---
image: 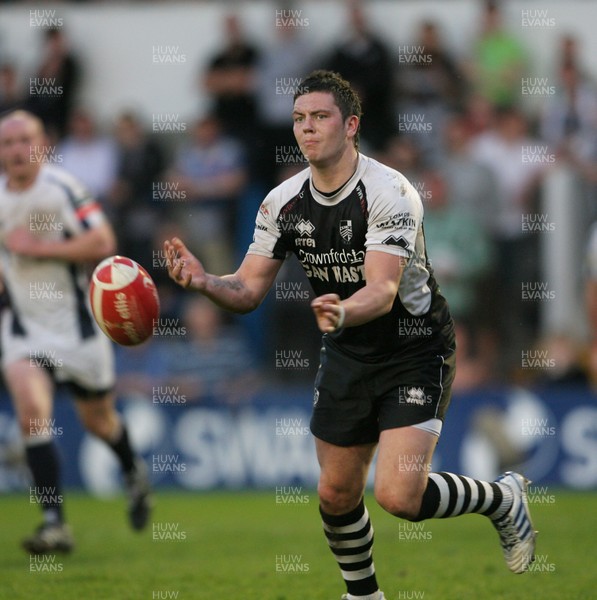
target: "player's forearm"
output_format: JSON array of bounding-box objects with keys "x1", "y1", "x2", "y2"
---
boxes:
[
  {"x1": 199, "y1": 273, "x2": 261, "y2": 314},
  {"x1": 341, "y1": 281, "x2": 397, "y2": 327},
  {"x1": 40, "y1": 227, "x2": 116, "y2": 263}
]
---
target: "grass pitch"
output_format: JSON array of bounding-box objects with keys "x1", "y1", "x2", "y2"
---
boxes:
[{"x1": 2, "y1": 489, "x2": 594, "y2": 600}]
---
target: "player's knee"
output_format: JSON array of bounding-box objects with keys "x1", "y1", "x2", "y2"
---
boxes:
[
  {"x1": 80, "y1": 412, "x2": 112, "y2": 439},
  {"x1": 318, "y1": 481, "x2": 361, "y2": 515},
  {"x1": 18, "y1": 410, "x2": 47, "y2": 437},
  {"x1": 85, "y1": 421, "x2": 112, "y2": 440},
  {"x1": 18, "y1": 415, "x2": 35, "y2": 436},
  {"x1": 375, "y1": 487, "x2": 422, "y2": 521},
  {"x1": 77, "y1": 398, "x2": 118, "y2": 440}
]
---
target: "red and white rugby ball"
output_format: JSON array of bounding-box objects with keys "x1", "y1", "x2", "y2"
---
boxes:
[{"x1": 89, "y1": 255, "x2": 160, "y2": 346}]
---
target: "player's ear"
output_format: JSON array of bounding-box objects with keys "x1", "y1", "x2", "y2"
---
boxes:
[{"x1": 345, "y1": 115, "x2": 359, "y2": 141}]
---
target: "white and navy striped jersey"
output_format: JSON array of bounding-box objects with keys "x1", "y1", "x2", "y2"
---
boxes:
[
  {"x1": 0, "y1": 164, "x2": 106, "y2": 341},
  {"x1": 248, "y1": 153, "x2": 453, "y2": 359}
]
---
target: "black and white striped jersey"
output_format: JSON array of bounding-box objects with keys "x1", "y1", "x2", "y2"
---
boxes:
[{"x1": 248, "y1": 154, "x2": 453, "y2": 359}]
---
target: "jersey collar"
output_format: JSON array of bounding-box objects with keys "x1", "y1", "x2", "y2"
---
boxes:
[{"x1": 309, "y1": 153, "x2": 367, "y2": 206}]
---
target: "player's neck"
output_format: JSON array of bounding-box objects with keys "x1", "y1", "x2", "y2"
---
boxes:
[
  {"x1": 310, "y1": 148, "x2": 359, "y2": 194},
  {"x1": 7, "y1": 171, "x2": 38, "y2": 192}
]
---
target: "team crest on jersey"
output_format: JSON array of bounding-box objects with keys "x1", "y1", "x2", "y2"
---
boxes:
[
  {"x1": 339, "y1": 220, "x2": 353, "y2": 243},
  {"x1": 296, "y1": 219, "x2": 315, "y2": 237}
]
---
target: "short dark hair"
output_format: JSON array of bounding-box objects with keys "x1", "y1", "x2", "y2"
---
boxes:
[{"x1": 294, "y1": 70, "x2": 362, "y2": 149}]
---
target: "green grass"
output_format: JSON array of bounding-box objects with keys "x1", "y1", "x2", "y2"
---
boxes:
[{"x1": 2, "y1": 489, "x2": 595, "y2": 600}]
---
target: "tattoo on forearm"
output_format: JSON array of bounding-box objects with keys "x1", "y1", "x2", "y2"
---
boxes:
[{"x1": 211, "y1": 277, "x2": 244, "y2": 291}]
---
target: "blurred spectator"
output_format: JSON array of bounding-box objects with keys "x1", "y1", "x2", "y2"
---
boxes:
[
  {"x1": 540, "y1": 60, "x2": 597, "y2": 170},
  {"x1": 201, "y1": 12, "x2": 260, "y2": 144},
  {"x1": 107, "y1": 111, "x2": 166, "y2": 265},
  {"x1": 452, "y1": 320, "x2": 497, "y2": 393},
  {"x1": 467, "y1": 0, "x2": 528, "y2": 108},
  {"x1": 397, "y1": 20, "x2": 466, "y2": 111},
  {"x1": 164, "y1": 296, "x2": 262, "y2": 407},
  {"x1": 59, "y1": 107, "x2": 118, "y2": 202},
  {"x1": 438, "y1": 112, "x2": 499, "y2": 235},
  {"x1": 542, "y1": 36, "x2": 597, "y2": 223},
  {"x1": 462, "y1": 94, "x2": 496, "y2": 137},
  {"x1": 419, "y1": 170, "x2": 493, "y2": 322},
  {"x1": 163, "y1": 113, "x2": 248, "y2": 275},
  {"x1": 470, "y1": 107, "x2": 545, "y2": 245},
  {"x1": 395, "y1": 20, "x2": 467, "y2": 165},
  {"x1": 558, "y1": 34, "x2": 584, "y2": 76},
  {"x1": 377, "y1": 134, "x2": 426, "y2": 183},
  {"x1": 586, "y1": 222, "x2": 597, "y2": 386},
  {"x1": 514, "y1": 333, "x2": 588, "y2": 388},
  {"x1": 325, "y1": 1, "x2": 394, "y2": 150},
  {"x1": 27, "y1": 27, "x2": 81, "y2": 139},
  {"x1": 254, "y1": 16, "x2": 313, "y2": 187},
  {"x1": 0, "y1": 63, "x2": 25, "y2": 115},
  {"x1": 469, "y1": 106, "x2": 546, "y2": 371},
  {"x1": 114, "y1": 340, "x2": 170, "y2": 403},
  {"x1": 470, "y1": 405, "x2": 527, "y2": 472}
]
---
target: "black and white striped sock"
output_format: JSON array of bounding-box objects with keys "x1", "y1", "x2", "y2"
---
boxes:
[
  {"x1": 321, "y1": 500, "x2": 382, "y2": 600},
  {"x1": 414, "y1": 472, "x2": 513, "y2": 521}
]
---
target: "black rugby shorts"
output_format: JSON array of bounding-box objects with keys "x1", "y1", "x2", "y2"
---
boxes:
[{"x1": 310, "y1": 335, "x2": 455, "y2": 446}]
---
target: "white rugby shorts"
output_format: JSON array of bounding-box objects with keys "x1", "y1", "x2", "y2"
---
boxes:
[{"x1": 1, "y1": 310, "x2": 115, "y2": 394}]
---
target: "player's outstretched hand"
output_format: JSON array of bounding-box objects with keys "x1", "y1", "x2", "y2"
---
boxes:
[
  {"x1": 5, "y1": 227, "x2": 45, "y2": 257},
  {"x1": 164, "y1": 237, "x2": 206, "y2": 291},
  {"x1": 311, "y1": 293, "x2": 345, "y2": 333}
]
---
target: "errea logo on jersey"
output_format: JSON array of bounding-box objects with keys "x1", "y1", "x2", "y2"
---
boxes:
[
  {"x1": 296, "y1": 219, "x2": 315, "y2": 236},
  {"x1": 294, "y1": 217, "x2": 316, "y2": 247}
]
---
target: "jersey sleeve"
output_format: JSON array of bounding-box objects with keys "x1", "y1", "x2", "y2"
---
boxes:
[
  {"x1": 365, "y1": 175, "x2": 423, "y2": 259},
  {"x1": 64, "y1": 176, "x2": 107, "y2": 231},
  {"x1": 46, "y1": 167, "x2": 108, "y2": 233},
  {"x1": 247, "y1": 190, "x2": 287, "y2": 260}
]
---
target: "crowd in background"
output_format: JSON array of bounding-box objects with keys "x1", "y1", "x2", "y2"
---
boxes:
[{"x1": 1, "y1": 0, "x2": 597, "y2": 406}]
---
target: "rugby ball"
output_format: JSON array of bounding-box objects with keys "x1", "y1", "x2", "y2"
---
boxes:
[{"x1": 89, "y1": 255, "x2": 160, "y2": 346}]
